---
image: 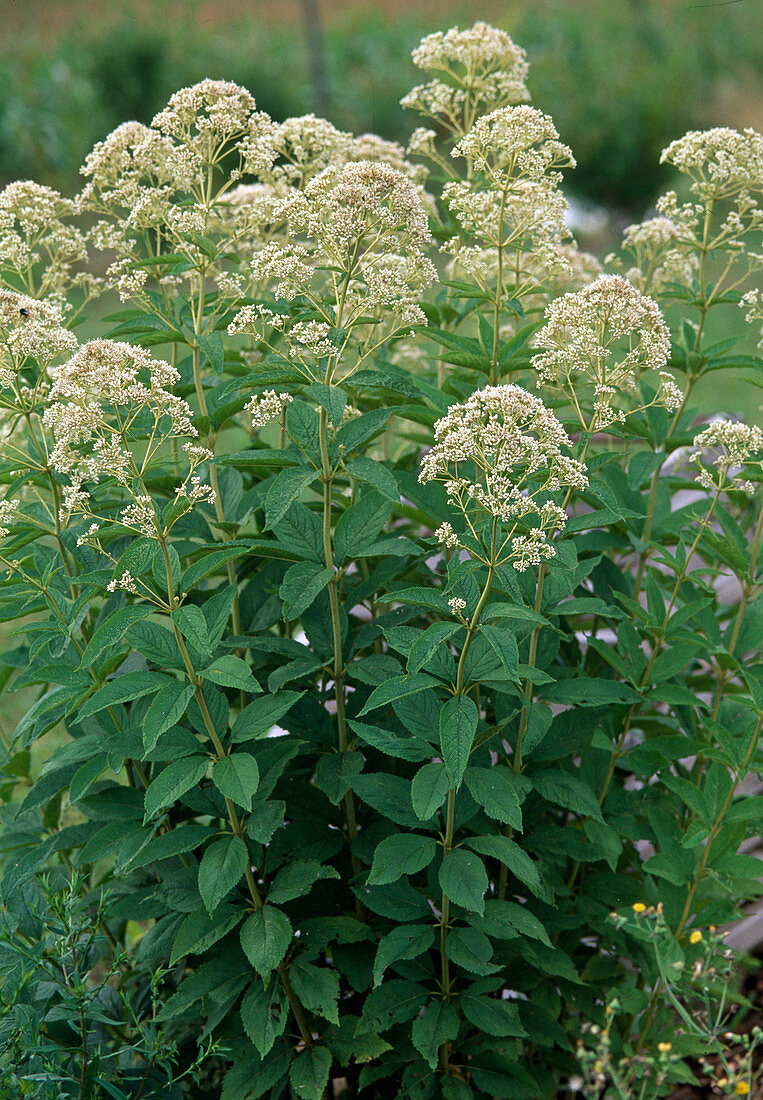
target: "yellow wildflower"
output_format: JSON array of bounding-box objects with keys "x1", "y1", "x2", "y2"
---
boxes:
[
  {"x1": 735, "y1": 1084, "x2": 749, "y2": 1096},
  {"x1": 632, "y1": 903, "x2": 646, "y2": 913},
  {"x1": 657, "y1": 1042, "x2": 672, "y2": 1053},
  {"x1": 689, "y1": 930, "x2": 703, "y2": 944}
]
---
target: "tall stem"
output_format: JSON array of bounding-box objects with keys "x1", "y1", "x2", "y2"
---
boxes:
[
  {"x1": 439, "y1": 519, "x2": 497, "y2": 1071},
  {"x1": 157, "y1": 535, "x2": 312, "y2": 1046},
  {"x1": 318, "y1": 406, "x2": 361, "y2": 882}
]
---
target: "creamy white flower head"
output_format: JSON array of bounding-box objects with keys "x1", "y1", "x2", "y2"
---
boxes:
[
  {"x1": 452, "y1": 106, "x2": 575, "y2": 182},
  {"x1": 419, "y1": 384, "x2": 587, "y2": 569},
  {"x1": 0, "y1": 499, "x2": 20, "y2": 540},
  {"x1": 79, "y1": 121, "x2": 184, "y2": 214},
  {"x1": 152, "y1": 79, "x2": 258, "y2": 143},
  {"x1": 660, "y1": 127, "x2": 763, "y2": 199},
  {"x1": 0, "y1": 291, "x2": 78, "y2": 387},
  {"x1": 402, "y1": 23, "x2": 529, "y2": 137},
  {"x1": 617, "y1": 213, "x2": 699, "y2": 293},
  {"x1": 246, "y1": 390, "x2": 293, "y2": 430},
  {"x1": 107, "y1": 570, "x2": 139, "y2": 595},
  {"x1": 45, "y1": 339, "x2": 196, "y2": 480},
  {"x1": 690, "y1": 418, "x2": 763, "y2": 495},
  {"x1": 268, "y1": 114, "x2": 352, "y2": 185},
  {"x1": 532, "y1": 275, "x2": 673, "y2": 430},
  {"x1": 0, "y1": 181, "x2": 88, "y2": 300},
  {"x1": 741, "y1": 288, "x2": 763, "y2": 350}
]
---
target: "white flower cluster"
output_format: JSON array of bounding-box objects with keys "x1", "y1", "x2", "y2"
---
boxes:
[
  {"x1": 0, "y1": 181, "x2": 88, "y2": 301},
  {"x1": 660, "y1": 127, "x2": 763, "y2": 200},
  {"x1": 228, "y1": 161, "x2": 436, "y2": 370},
  {"x1": 452, "y1": 106, "x2": 574, "y2": 184},
  {"x1": 532, "y1": 275, "x2": 676, "y2": 430},
  {"x1": 245, "y1": 390, "x2": 294, "y2": 431},
  {"x1": 0, "y1": 291, "x2": 78, "y2": 391},
  {"x1": 690, "y1": 419, "x2": 763, "y2": 496},
  {"x1": 741, "y1": 288, "x2": 763, "y2": 350},
  {"x1": 402, "y1": 23, "x2": 530, "y2": 140},
  {"x1": 420, "y1": 384, "x2": 588, "y2": 570},
  {"x1": 0, "y1": 499, "x2": 20, "y2": 540},
  {"x1": 44, "y1": 340, "x2": 196, "y2": 493},
  {"x1": 616, "y1": 214, "x2": 699, "y2": 294}
]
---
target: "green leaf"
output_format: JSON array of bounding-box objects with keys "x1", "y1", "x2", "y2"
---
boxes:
[
  {"x1": 202, "y1": 655, "x2": 261, "y2": 692},
  {"x1": 240, "y1": 906, "x2": 292, "y2": 975},
  {"x1": 464, "y1": 767, "x2": 524, "y2": 829},
  {"x1": 373, "y1": 924, "x2": 435, "y2": 986},
  {"x1": 289, "y1": 957, "x2": 340, "y2": 1024},
  {"x1": 411, "y1": 1000, "x2": 459, "y2": 1069},
  {"x1": 264, "y1": 467, "x2": 319, "y2": 530},
  {"x1": 198, "y1": 834, "x2": 248, "y2": 912},
  {"x1": 543, "y1": 678, "x2": 641, "y2": 707},
  {"x1": 478, "y1": 624, "x2": 520, "y2": 682},
  {"x1": 172, "y1": 604, "x2": 212, "y2": 658},
  {"x1": 181, "y1": 543, "x2": 253, "y2": 590},
  {"x1": 279, "y1": 562, "x2": 333, "y2": 621},
  {"x1": 170, "y1": 906, "x2": 242, "y2": 964},
  {"x1": 407, "y1": 621, "x2": 459, "y2": 675},
  {"x1": 212, "y1": 753, "x2": 260, "y2": 810},
  {"x1": 445, "y1": 927, "x2": 497, "y2": 976},
  {"x1": 231, "y1": 691, "x2": 303, "y2": 742},
  {"x1": 334, "y1": 493, "x2": 390, "y2": 563},
  {"x1": 351, "y1": 772, "x2": 423, "y2": 828},
  {"x1": 411, "y1": 762, "x2": 450, "y2": 820},
  {"x1": 143, "y1": 755, "x2": 209, "y2": 820},
  {"x1": 306, "y1": 382, "x2": 346, "y2": 424},
  {"x1": 126, "y1": 824, "x2": 210, "y2": 870},
  {"x1": 359, "y1": 673, "x2": 440, "y2": 716},
  {"x1": 470, "y1": 899, "x2": 551, "y2": 945},
  {"x1": 346, "y1": 457, "x2": 400, "y2": 502},
  {"x1": 440, "y1": 694, "x2": 478, "y2": 787},
  {"x1": 268, "y1": 859, "x2": 339, "y2": 905},
  {"x1": 240, "y1": 979, "x2": 286, "y2": 1057},
  {"x1": 143, "y1": 682, "x2": 195, "y2": 753},
  {"x1": 466, "y1": 835, "x2": 546, "y2": 900},
  {"x1": 79, "y1": 605, "x2": 153, "y2": 667},
  {"x1": 533, "y1": 770, "x2": 604, "y2": 823},
  {"x1": 290, "y1": 1046, "x2": 332, "y2": 1100},
  {"x1": 367, "y1": 833, "x2": 437, "y2": 885},
  {"x1": 79, "y1": 671, "x2": 168, "y2": 719},
  {"x1": 461, "y1": 991, "x2": 528, "y2": 1038},
  {"x1": 439, "y1": 849, "x2": 488, "y2": 915}
]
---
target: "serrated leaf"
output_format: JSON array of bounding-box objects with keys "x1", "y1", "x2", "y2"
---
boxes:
[
  {"x1": 290, "y1": 957, "x2": 340, "y2": 1024},
  {"x1": 198, "y1": 834, "x2": 248, "y2": 912},
  {"x1": 411, "y1": 762, "x2": 450, "y2": 820},
  {"x1": 440, "y1": 694, "x2": 478, "y2": 787},
  {"x1": 373, "y1": 924, "x2": 435, "y2": 986},
  {"x1": 279, "y1": 561, "x2": 333, "y2": 621},
  {"x1": 533, "y1": 770, "x2": 604, "y2": 823},
  {"x1": 142, "y1": 682, "x2": 195, "y2": 753},
  {"x1": 212, "y1": 753, "x2": 260, "y2": 809},
  {"x1": 360, "y1": 673, "x2": 441, "y2": 717},
  {"x1": 461, "y1": 991, "x2": 528, "y2": 1037},
  {"x1": 367, "y1": 833, "x2": 437, "y2": 885},
  {"x1": 170, "y1": 906, "x2": 242, "y2": 964},
  {"x1": 143, "y1": 755, "x2": 208, "y2": 820},
  {"x1": 79, "y1": 671, "x2": 168, "y2": 719},
  {"x1": 240, "y1": 906, "x2": 292, "y2": 975},
  {"x1": 464, "y1": 767, "x2": 523, "y2": 829},
  {"x1": 268, "y1": 859, "x2": 339, "y2": 904},
  {"x1": 439, "y1": 849, "x2": 488, "y2": 915},
  {"x1": 411, "y1": 1000, "x2": 459, "y2": 1069},
  {"x1": 202, "y1": 655, "x2": 261, "y2": 692},
  {"x1": 264, "y1": 467, "x2": 319, "y2": 530},
  {"x1": 290, "y1": 1046, "x2": 332, "y2": 1100},
  {"x1": 79, "y1": 605, "x2": 153, "y2": 667},
  {"x1": 240, "y1": 979, "x2": 286, "y2": 1057}
]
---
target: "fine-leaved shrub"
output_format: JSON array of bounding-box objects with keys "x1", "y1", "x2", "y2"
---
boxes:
[{"x1": 0, "y1": 21, "x2": 761, "y2": 1100}]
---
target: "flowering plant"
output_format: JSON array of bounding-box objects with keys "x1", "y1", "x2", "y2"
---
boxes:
[{"x1": 0, "y1": 23, "x2": 761, "y2": 1100}]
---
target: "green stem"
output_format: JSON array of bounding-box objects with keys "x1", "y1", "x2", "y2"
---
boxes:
[
  {"x1": 157, "y1": 535, "x2": 313, "y2": 1047},
  {"x1": 439, "y1": 519, "x2": 497, "y2": 1072},
  {"x1": 318, "y1": 408, "x2": 362, "y2": 889}
]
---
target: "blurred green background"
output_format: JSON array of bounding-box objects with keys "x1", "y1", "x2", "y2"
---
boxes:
[{"x1": 1, "y1": 0, "x2": 761, "y2": 213}]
